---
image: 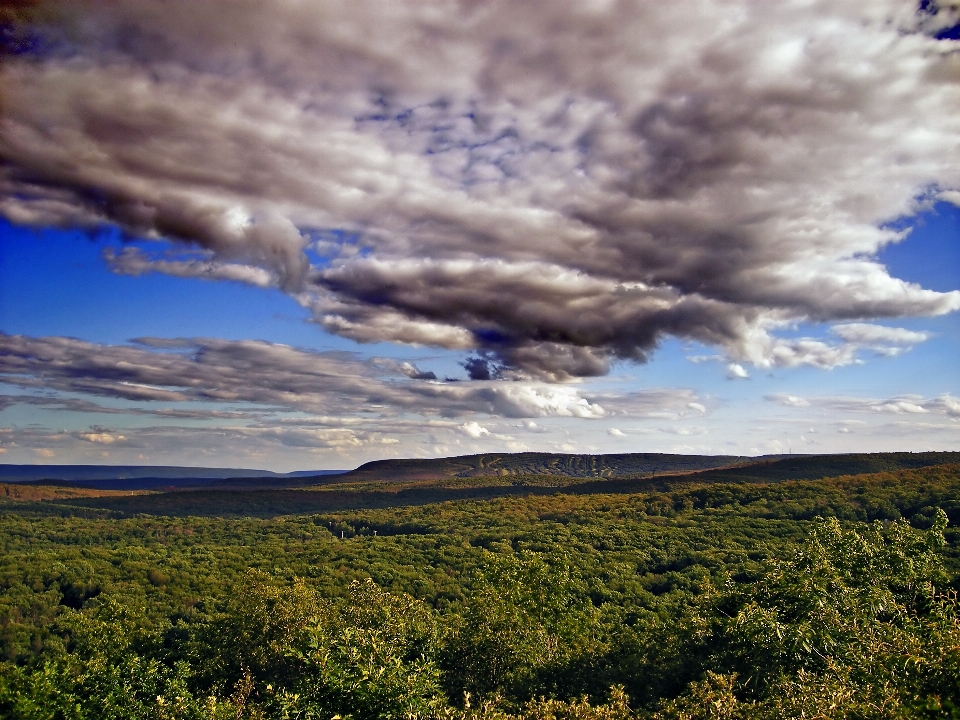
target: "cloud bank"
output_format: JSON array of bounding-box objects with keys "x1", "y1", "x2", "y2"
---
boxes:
[
  {"x1": 2, "y1": 0, "x2": 960, "y2": 379},
  {"x1": 0, "y1": 333, "x2": 720, "y2": 465},
  {"x1": 0, "y1": 333, "x2": 613, "y2": 420}
]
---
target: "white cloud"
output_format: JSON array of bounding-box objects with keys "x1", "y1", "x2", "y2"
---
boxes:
[
  {"x1": 493, "y1": 385, "x2": 607, "y2": 418},
  {"x1": 659, "y1": 426, "x2": 709, "y2": 436},
  {"x1": 930, "y1": 394, "x2": 960, "y2": 418},
  {"x1": 766, "y1": 393, "x2": 811, "y2": 408},
  {"x1": 104, "y1": 247, "x2": 277, "y2": 288},
  {"x1": 459, "y1": 421, "x2": 490, "y2": 439},
  {"x1": 939, "y1": 189, "x2": 960, "y2": 207},
  {"x1": 2, "y1": 0, "x2": 959, "y2": 378},
  {"x1": 78, "y1": 432, "x2": 125, "y2": 444},
  {"x1": 522, "y1": 420, "x2": 550, "y2": 433},
  {"x1": 608, "y1": 427, "x2": 625, "y2": 437},
  {"x1": 589, "y1": 387, "x2": 706, "y2": 418},
  {"x1": 831, "y1": 323, "x2": 931, "y2": 346},
  {"x1": 687, "y1": 355, "x2": 725, "y2": 364},
  {"x1": 0, "y1": 333, "x2": 744, "y2": 465},
  {"x1": 766, "y1": 392, "x2": 960, "y2": 417},
  {"x1": 0, "y1": 333, "x2": 608, "y2": 420},
  {"x1": 726, "y1": 363, "x2": 750, "y2": 379}
]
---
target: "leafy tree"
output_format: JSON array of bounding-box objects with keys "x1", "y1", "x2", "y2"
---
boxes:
[
  {"x1": 442, "y1": 551, "x2": 601, "y2": 704},
  {"x1": 279, "y1": 578, "x2": 446, "y2": 719},
  {"x1": 650, "y1": 510, "x2": 960, "y2": 718}
]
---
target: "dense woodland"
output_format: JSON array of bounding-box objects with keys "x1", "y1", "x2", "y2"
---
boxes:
[{"x1": 0, "y1": 457, "x2": 958, "y2": 718}]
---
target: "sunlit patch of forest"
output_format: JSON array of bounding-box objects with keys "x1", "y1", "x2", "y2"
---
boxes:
[{"x1": 1, "y1": 461, "x2": 958, "y2": 718}]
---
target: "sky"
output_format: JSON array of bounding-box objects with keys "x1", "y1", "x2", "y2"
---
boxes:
[{"x1": 0, "y1": 0, "x2": 958, "y2": 472}]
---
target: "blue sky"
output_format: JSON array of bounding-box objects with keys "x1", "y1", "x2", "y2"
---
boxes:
[{"x1": 1, "y1": 1, "x2": 958, "y2": 470}]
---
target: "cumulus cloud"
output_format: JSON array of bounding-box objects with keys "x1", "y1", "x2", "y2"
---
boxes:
[
  {"x1": 77, "y1": 430, "x2": 125, "y2": 444},
  {"x1": 692, "y1": 320, "x2": 934, "y2": 371},
  {"x1": 726, "y1": 363, "x2": 750, "y2": 380},
  {"x1": 396, "y1": 361, "x2": 438, "y2": 381},
  {"x1": 460, "y1": 421, "x2": 490, "y2": 439},
  {"x1": 461, "y1": 356, "x2": 503, "y2": 381},
  {"x1": 2, "y1": 1, "x2": 959, "y2": 378},
  {"x1": 522, "y1": 420, "x2": 550, "y2": 434},
  {"x1": 931, "y1": 394, "x2": 960, "y2": 417}
]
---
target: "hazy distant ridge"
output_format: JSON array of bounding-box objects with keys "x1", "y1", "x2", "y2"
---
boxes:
[
  {"x1": 6, "y1": 452, "x2": 959, "y2": 496},
  {"x1": 0, "y1": 464, "x2": 344, "y2": 485}
]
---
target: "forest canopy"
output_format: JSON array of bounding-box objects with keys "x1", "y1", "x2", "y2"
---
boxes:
[{"x1": 0, "y1": 460, "x2": 958, "y2": 718}]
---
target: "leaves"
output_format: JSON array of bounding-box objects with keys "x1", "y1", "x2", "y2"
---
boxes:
[{"x1": 1, "y1": 466, "x2": 959, "y2": 717}]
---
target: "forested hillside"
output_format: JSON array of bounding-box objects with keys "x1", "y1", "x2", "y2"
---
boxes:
[
  {"x1": 0, "y1": 459, "x2": 958, "y2": 718},
  {"x1": 19, "y1": 451, "x2": 960, "y2": 518},
  {"x1": 339, "y1": 452, "x2": 748, "y2": 482}
]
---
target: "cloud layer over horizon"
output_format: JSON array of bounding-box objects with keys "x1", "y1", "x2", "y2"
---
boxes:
[
  {"x1": 3, "y1": 0, "x2": 960, "y2": 381},
  {"x1": 0, "y1": 333, "x2": 623, "y2": 419},
  {"x1": 0, "y1": 332, "x2": 718, "y2": 464}
]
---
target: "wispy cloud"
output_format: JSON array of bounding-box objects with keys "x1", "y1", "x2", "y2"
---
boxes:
[
  {"x1": 0, "y1": 332, "x2": 725, "y2": 464},
  {"x1": 104, "y1": 247, "x2": 277, "y2": 289},
  {"x1": 0, "y1": 393, "x2": 267, "y2": 420},
  {"x1": 766, "y1": 392, "x2": 960, "y2": 417},
  {"x1": 2, "y1": 1, "x2": 959, "y2": 379},
  {"x1": 689, "y1": 322, "x2": 935, "y2": 371},
  {"x1": 0, "y1": 333, "x2": 611, "y2": 420}
]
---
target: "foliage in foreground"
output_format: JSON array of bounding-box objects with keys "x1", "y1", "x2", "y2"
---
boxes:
[{"x1": 0, "y1": 505, "x2": 957, "y2": 719}]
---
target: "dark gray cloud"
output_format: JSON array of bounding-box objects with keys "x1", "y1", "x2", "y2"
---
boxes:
[
  {"x1": 394, "y1": 361, "x2": 437, "y2": 381},
  {"x1": 2, "y1": 1, "x2": 960, "y2": 378},
  {"x1": 461, "y1": 356, "x2": 502, "y2": 381}
]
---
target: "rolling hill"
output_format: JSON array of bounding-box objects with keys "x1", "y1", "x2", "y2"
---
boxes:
[
  {"x1": 331, "y1": 451, "x2": 747, "y2": 483},
  {"x1": 3, "y1": 451, "x2": 958, "y2": 518}
]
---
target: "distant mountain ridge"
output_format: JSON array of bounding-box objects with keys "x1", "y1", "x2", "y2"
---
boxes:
[
  {"x1": 5, "y1": 451, "x2": 959, "y2": 494},
  {"x1": 3, "y1": 452, "x2": 959, "y2": 517},
  {"x1": 338, "y1": 452, "x2": 748, "y2": 482},
  {"x1": 0, "y1": 464, "x2": 345, "y2": 488},
  {"x1": 7, "y1": 451, "x2": 955, "y2": 519},
  {"x1": 335, "y1": 451, "x2": 960, "y2": 486}
]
